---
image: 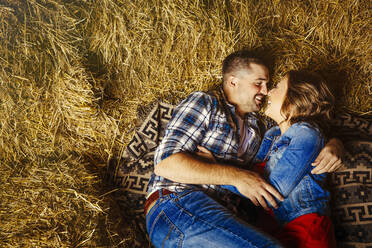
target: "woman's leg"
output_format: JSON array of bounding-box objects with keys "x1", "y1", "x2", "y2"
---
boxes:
[{"x1": 146, "y1": 189, "x2": 283, "y2": 248}]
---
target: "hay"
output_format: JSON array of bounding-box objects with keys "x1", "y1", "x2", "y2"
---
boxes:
[{"x1": 0, "y1": 0, "x2": 371, "y2": 246}]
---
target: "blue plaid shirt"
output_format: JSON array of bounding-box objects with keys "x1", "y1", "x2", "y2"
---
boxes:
[{"x1": 147, "y1": 90, "x2": 270, "y2": 206}]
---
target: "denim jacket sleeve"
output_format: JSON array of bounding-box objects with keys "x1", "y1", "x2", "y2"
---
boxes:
[
  {"x1": 254, "y1": 126, "x2": 280, "y2": 163},
  {"x1": 268, "y1": 124, "x2": 324, "y2": 197}
]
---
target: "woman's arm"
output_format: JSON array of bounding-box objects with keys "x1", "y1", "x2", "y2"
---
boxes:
[
  {"x1": 268, "y1": 126, "x2": 323, "y2": 198},
  {"x1": 311, "y1": 138, "x2": 344, "y2": 174},
  {"x1": 193, "y1": 146, "x2": 284, "y2": 210}
]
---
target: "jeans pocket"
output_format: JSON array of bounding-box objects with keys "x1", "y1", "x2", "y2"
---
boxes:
[{"x1": 149, "y1": 210, "x2": 184, "y2": 248}]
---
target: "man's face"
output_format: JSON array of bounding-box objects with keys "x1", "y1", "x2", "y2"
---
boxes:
[
  {"x1": 228, "y1": 63, "x2": 269, "y2": 114},
  {"x1": 265, "y1": 75, "x2": 288, "y2": 123}
]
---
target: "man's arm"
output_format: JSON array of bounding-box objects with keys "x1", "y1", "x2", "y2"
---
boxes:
[
  {"x1": 154, "y1": 92, "x2": 283, "y2": 209},
  {"x1": 155, "y1": 152, "x2": 235, "y2": 185},
  {"x1": 155, "y1": 151, "x2": 284, "y2": 210},
  {"x1": 311, "y1": 138, "x2": 344, "y2": 174}
]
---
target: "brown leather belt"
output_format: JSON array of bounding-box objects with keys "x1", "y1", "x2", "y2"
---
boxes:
[{"x1": 144, "y1": 189, "x2": 174, "y2": 216}]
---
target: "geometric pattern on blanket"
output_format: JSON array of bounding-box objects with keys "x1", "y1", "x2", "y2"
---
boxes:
[
  {"x1": 105, "y1": 102, "x2": 174, "y2": 247},
  {"x1": 329, "y1": 140, "x2": 372, "y2": 248},
  {"x1": 329, "y1": 113, "x2": 372, "y2": 248},
  {"x1": 106, "y1": 102, "x2": 372, "y2": 248}
]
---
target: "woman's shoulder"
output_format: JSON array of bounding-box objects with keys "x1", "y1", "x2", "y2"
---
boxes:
[
  {"x1": 264, "y1": 126, "x2": 281, "y2": 139},
  {"x1": 286, "y1": 122, "x2": 323, "y2": 139}
]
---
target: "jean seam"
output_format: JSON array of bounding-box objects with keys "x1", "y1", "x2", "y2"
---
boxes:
[
  {"x1": 162, "y1": 225, "x2": 173, "y2": 248},
  {"x1": 306, "y1": 177, "x2": 314, "y2": 199},
  {"x1": 149, "y1": 209, "x2": 161, "y2": 238},
  {"x1": 149, "y1": 210, "x2": 184, "y2": 247},
  {"x1": 147, "y1": 199, "x2": 161, "y2": 220},
  {"x1": 173, "y1": 196, "x2": 265, "y2": 248}
]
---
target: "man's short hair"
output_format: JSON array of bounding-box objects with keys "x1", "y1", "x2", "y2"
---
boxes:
[{"x1": 222, "y1": 50, "x2": 267, "y2": 83}]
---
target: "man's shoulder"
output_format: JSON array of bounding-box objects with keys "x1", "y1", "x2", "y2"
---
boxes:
[
  {"x1": 178, "y1": 91, "x2": 219, "y2": 109},
  {"x1": 187, "y1": 91, "x2": 218, "y2": 102}
]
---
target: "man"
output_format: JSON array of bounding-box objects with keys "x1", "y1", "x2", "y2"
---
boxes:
[{"x1": 145, "y1": 50, "x2": 343, "y2": 247}]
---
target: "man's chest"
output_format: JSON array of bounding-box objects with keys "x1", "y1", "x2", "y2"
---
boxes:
[
  {"x1": 201, "y1": 113, "x2": 262, "y2": 163},
  {"x1": 201, "y1": 113, "x2": 238, "y2": 160}
]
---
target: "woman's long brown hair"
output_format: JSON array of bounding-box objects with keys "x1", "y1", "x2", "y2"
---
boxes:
[{"x1": 281, "y1": 70, "x2": 335, "y2": 134}]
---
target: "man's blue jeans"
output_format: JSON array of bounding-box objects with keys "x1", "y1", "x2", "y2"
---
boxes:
[{"x1": 146, "y1": 189, "x2": 283, "y2": 248}]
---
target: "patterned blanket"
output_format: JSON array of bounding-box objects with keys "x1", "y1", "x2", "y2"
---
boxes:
[{"x1": 106, "y1": 102, "x2": 372, "y2": 248}]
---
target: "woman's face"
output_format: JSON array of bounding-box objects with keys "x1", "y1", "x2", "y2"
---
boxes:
[{"x1": 265, "y1": 75, "x2": 289, "y2": 123}]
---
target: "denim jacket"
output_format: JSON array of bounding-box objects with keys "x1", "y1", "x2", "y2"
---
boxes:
[{"x1": 254, "y1": 122, "x2": 330, "y2": 225}]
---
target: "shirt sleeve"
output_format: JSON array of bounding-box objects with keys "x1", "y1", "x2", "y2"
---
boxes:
[
  {"x1": 154, "y1": 92, "x2": 213, "y2": 165},
  {"x1": 268, "y1": 126, "x2": 324, "y2": 198}
]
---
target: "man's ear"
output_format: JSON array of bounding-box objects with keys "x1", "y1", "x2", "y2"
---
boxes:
[{"x1": 227, "y1": 75, "x2": 238, "y2": 87}]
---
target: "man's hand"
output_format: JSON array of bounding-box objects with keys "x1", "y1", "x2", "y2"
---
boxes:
[
  {"x1": 311, "y1": 138, "x2": 344, "y2": 174},
  {"x1": 235, "y1": 169, "x2": 284, "y2": 210},
  {"x1": 195, "y1": 146, "x2": 283, "y2": 210}
]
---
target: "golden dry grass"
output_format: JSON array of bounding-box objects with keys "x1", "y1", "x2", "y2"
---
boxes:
[{"x1": 0, "y1": 0, "x2": 371, "y2": 246}]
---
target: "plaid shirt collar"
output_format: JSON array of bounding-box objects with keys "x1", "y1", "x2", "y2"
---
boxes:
[{"x1": 208, "y1": 85, "x2": 261, "y2": 139}]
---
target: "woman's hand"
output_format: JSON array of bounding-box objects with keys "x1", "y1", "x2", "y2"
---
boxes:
[
  {"x1": 311, "y1": 138, "x2": 344, "y2": 174},
  {"x1": 195, "y1": 146, "x2": 217, "y2": 162}
]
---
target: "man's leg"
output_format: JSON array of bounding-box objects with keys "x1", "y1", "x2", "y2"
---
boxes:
[{"x1": 146, "y1": 189, "x2": 283, "y2": 248}]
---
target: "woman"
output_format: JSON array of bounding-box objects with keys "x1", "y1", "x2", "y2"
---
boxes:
[{"x1": 217, "y1": 70, "x2": 336, "y2": 247}]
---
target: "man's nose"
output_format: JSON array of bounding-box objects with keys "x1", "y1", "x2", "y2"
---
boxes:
[{"x1": 261, "y1": 84, "x2": 268, "y2": 95}]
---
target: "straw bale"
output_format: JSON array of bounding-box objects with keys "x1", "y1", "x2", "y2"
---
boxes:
[
  {"x1": 0, "y1": 1, "x2": 127, "y2": 246},
  {"x1": 0, "y1": 0, "x2": 371, "y2": 246},
  {"x1": 83, "y1": 0, "x2": 237, "y2": 102}
]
